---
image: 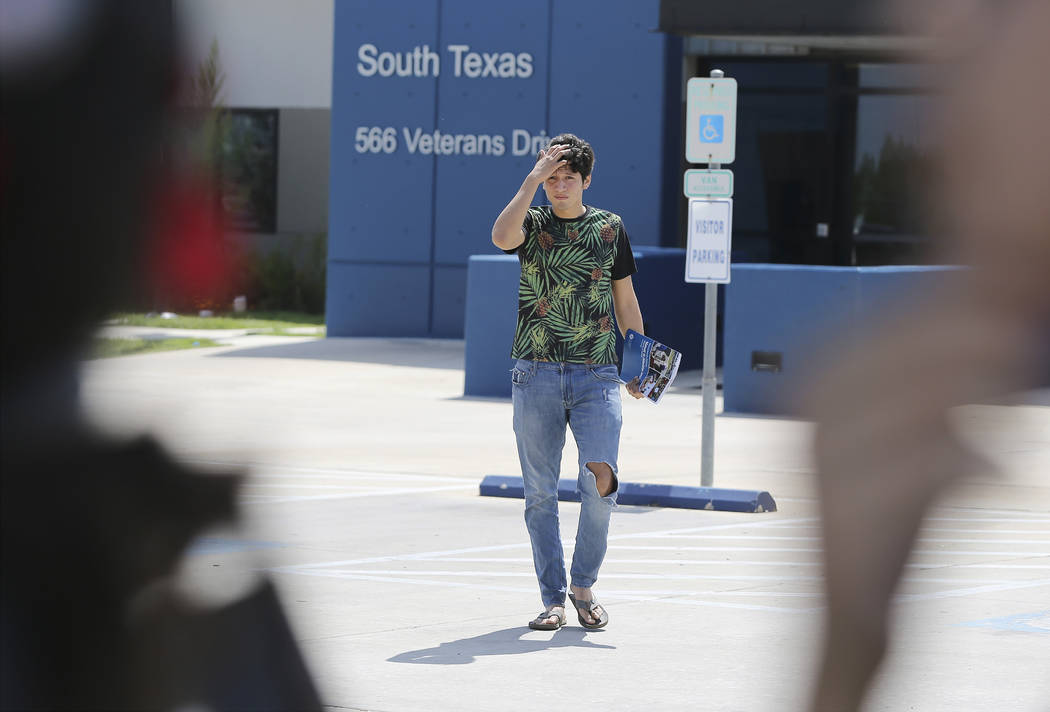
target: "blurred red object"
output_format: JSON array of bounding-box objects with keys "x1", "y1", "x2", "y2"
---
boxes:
[{"x1": 147, "y1": 174, "x2": 236, "y2": 310}]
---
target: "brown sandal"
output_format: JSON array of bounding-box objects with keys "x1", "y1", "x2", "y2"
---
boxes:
[
  {"x1": 568, "y1": 592, "x2": 608, "y2": 629},
  {"x1": 528, "y1": 606, "x2": 565, "y2": 630}
]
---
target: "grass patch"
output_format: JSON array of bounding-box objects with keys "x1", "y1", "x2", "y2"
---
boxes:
[
  {"x1": 91, "y1": 337, "x2": 223, "y2": 359},
  {"x1": 109, "y1": 311, "x2": 325, "y2": 334}
]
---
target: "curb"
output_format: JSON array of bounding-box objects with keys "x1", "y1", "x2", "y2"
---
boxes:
[{"x1": 479, "y1": 474, "x2": 777, "y2": 513}]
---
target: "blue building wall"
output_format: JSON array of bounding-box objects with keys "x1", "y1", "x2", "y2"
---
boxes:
[
  {"x1": 327, "y1": 0, "x2": 680, "y2": 337},
  {"x1": 722, "y1": 265, "x2": 964, "y2": 415}
]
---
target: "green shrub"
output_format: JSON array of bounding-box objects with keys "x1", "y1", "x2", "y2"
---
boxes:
[{"x1": 240, "y1": 232, "x2": 326, "y2": 314}]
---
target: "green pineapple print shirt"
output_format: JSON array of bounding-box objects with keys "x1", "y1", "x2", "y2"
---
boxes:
[{"x1": 505, "y1": 205, "x2": 637, "y2": 364}]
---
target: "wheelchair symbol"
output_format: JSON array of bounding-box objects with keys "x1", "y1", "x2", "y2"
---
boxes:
[{"x1": 700, "y1": 115, "x2": 723, "y2": 143}]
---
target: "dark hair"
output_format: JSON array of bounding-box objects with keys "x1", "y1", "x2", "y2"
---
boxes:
[{"x1": 542, "y1": 133, "x2": 594, "y2": 180}]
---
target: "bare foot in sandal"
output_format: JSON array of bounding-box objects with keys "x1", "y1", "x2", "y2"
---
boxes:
[
  {"x1": 528, "y1": 604, "x2": 565, "y2": 630},
  {"x1": 569, "y1": 586, "x2": 608, "y2": 628}
]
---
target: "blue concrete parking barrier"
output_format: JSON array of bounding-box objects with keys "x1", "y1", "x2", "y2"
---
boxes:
[
  {"x1": 479, "y1": 475, "x2": 776, "y2": 513},
  {"x1": 723, "y1": 264, "x2": 964, "y2": 415},
  {"x1": 463, "y1": 255, "x2": 520, "y2": 398}
]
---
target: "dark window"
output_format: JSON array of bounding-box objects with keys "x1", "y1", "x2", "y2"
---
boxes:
[
  {"x1": 735, "y1": 91, "x2": 831, "y2": 263},
  {"x1": 692, "y1": 60, "x2": 834, "y2": 265},
  {"x1": 851, "y1": 65, "x2": 936, "y2": 264},
  {"x1": 683, "y1": 59, "x2": 937, "y2": 266},
  {"x1": 222, "y1": 109, "x2": 278, "y2": 233}
]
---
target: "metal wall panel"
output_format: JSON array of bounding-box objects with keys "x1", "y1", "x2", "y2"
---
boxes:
[{"x1": 328, "y1": 0, "x2": 672, "y2": 336}]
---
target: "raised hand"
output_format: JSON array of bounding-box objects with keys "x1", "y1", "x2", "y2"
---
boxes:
[{"x1": 529, "y1": 144, "x2": 570, "y2": 183}]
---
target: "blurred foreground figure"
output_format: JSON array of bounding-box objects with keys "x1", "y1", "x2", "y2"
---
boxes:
[
  {"x1": 0, "y1": 1, "x2": 320, "y2": 708},
  {"x1": 807, "y1": 1, "x2": 1050, "y2": 710}
]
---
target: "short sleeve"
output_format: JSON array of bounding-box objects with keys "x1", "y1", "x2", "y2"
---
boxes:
[
  {"x1": 501, "y1": 209, "x2": 534, "y2": 255},
  {"x1": 611, "y1": 223, "x2": 637, "y2": 280}
]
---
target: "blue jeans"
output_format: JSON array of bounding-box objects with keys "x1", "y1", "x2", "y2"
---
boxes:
[{"x1": 511, "y1": 359, "x2": 621, "y2": 607}]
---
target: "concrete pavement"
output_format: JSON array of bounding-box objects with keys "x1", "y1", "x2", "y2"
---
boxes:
[{"x1": 79, "y1": 331, "x2": 1050, "y2": 711}]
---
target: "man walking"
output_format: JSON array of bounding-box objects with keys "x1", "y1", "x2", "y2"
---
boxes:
[{"x1": 491, "y1": 134, "x2": 644, "y2": 630}]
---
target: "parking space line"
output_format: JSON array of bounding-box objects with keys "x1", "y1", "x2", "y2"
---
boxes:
[
  {"x1": 279, "y1": 569, "x2": 820, "y2": 613},
  {"x1": 639, "y1": 534, "x2": 821, "y2": 541},
  {"x1": 610, "y1": 544, "x2": 824, "y2": 552},
  {"x1": 598, "y1": 589, "x2": 823, "y2": 598},
  {"x1": 188, "y1": 459, "x2": 477, "y2": 484},
  {"x1": 287, "y1": 568, "x2": 824, "y2": 583},
  {"x1": 599, "y1": 593, "x2": 818, "y2": 614},
  {"x1": 272, "y1": 512, "x2": 1048, "y2": 613},
  {"x1": 959, "y1": 610, "x2": 1050, "y2": 633},
  {"x1": 274, "y1": 518, "x2": 821, "y2": 572},
  {"x1": 242, "y1": 483, "x2": 475, "y2": 504},
  {"x1": 432, "y1": 557, "x2": 823, "y2": 567},
  {"x1": 918, "y1": 539, "x2": 1050, "y2": 545},
  {"x1": 273, "y1": 542, "x2": 536, "y2": 572},
  {"x1": 896, "y1": 578, "x2": 1050, "y2": 602},
  {"x1": 924, "y1": 515, "x2": 1050, "y2": 523},
  {"x1": 609, "y1": 518, "x2": 820, "y2": 538},
  {"x1": 917, "y1": 527, "x2": 1050, "y2": 533},
  {"x1": 247, "y1": 472, "x2": 478, "y2": 484},
  {"x1": 639, "y1": 534, "x2": 1050, "y2": 545},
  {"x1": 246, "y1": 484, "x2": 388, "y2": 490},
  {"x1": 607, "y1": 545, "x2": 1050, "y2": 557}
]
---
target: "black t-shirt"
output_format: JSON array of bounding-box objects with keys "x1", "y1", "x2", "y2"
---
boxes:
[{"x1": 504, "y1": 205, "x2": 637, "y2": 364}]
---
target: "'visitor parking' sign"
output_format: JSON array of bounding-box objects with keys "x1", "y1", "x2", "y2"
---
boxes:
[{"x1": 685, "y1": 199, "x2": 732, "y2": 283}]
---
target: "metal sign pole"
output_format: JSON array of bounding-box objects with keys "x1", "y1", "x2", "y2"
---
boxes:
[
  {"x1": 699, "y1": 67, "x2": 725, "y2": 489},
  {"x1": 700, "y1": 164, "x2": 722, "y2": 488},
  {"x1": 701, "y1": 279, "x2": 717, "y2": 487}
]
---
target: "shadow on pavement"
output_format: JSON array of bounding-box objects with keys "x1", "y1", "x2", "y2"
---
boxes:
[
  {"x1": 210, "y1": 337, "x2": 465, "y2": 370},
  {"x1": 387, "y1": 626, "x2": 614, "y2": 664}
]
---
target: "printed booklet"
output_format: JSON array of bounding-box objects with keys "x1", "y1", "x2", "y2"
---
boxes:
[{"x1": 619, "y1": 329, "x2": 682, "y2": 404}]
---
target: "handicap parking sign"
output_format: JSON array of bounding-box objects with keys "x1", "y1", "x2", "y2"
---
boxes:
[
  {"x1": 686, "y1": 77, "x2": 736, "y2": 164},
  {"x1": 700, "y1": 115, "x2": 723, "y2": 143}
]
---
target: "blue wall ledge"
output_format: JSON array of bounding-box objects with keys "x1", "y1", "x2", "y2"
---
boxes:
[{"x1": 723, "y1": 263, "x2": 964, "y2": 415}]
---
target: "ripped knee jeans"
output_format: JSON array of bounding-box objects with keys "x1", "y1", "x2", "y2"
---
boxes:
[{"x1": 511, "y1": 359, "x2": 621, "y2": 607}]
